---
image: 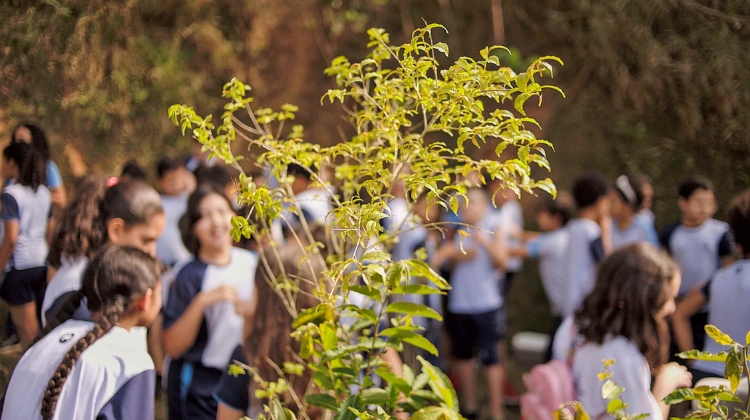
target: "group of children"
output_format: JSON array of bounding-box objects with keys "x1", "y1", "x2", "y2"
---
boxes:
[{"x1": 0, "y1": 121, "x2": 746, "y2": 420}]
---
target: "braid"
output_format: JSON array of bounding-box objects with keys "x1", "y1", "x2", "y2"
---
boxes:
[
  {"x1": 30, "y1": 290, "x2": 85, "y2": 348},
  {"x1": 40, "y1": 303, "x2": 125, "y2": 420}
]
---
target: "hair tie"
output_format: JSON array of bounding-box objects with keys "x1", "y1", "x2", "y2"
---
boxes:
[
  {"x1": 616, "y1": 175, "x2": 637, "y2": 207},
  {"x1": 107, "y1": 177, "x2": 119, "y2": 188}
]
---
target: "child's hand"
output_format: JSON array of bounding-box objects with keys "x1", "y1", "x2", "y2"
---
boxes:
[
  {"x1": 653, "y1": 362, "x2": 692, "y2": 399},
  {"x1": 201, "y1": 284, "x2": 238, "y2": 307}
]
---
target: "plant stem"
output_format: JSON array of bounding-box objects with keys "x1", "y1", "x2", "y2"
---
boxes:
[{"x1": 744, "y1": 346, "x2": 750, "y2": 413}]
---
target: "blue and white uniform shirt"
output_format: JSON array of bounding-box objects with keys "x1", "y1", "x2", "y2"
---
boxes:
[
  {"x1": 1, "y1": 183, "x2": 52, "y2": 270},
  {"x1": 41, "y1": 257, "x2": 90, "y2": 326}
]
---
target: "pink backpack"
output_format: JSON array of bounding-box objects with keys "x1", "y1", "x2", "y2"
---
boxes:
[{"x1": 520, "y1": 360, "x2": 575, "y2": 420}]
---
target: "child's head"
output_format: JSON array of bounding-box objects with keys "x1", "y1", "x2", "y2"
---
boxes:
[
  {"x1": 534, "y1": 191, "x2": 575, "y2": 231},
  {"x1": 727, "y1": 190, "x2": 750, "y2": 257},
  {"x1": 119, "y1": 161, "x2": 146, "y2": 183},
  {"x1": 678, "y1": 175, "x2": 716, "y2": 226},
  {"x1": 39, "y1": 245, "x2": 162, "y2": 420},
  {"x1": 48, "y1": 175, "x2": 109, "y2": 268},
  {"x1": 609, "y1": 175, "x2": 643, "y2": 220},
  {"x1": 11, "y1": 123, "x2": 50, "y2": 163},
  {"x1": 194, "y1": 165, "x2": 235, "y2": 204},
  {"x1": 100, "y1": 181, "x2": 165, "y2": 257},
  {"x1": 460, "y1": 187, "x2": 490, "y2": 225},
  {"x1": 156, "y1": 156, "x2": 187, "y2": 196},
  {"x1": 2, "y1": 142, "x2": 45, "y2": 191},
  {"x1": 576, "y1": 243, "x2": 680, "y2": 369},
  {"x1": 180, "y1": 184, "x2": 235, "y2": 256},
  {"x1": 571, "y1": 174, "x2": 610, "y2": 221},
  {"x1": 287, "y1": 163, "x2": 313, "y2": 194}
]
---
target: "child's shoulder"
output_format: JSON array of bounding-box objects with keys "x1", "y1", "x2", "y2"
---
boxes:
[
  {"x1": 82, "y1": 327, "x2": 154, "y2": 374},
  {"x1": 174, "y1": 257, "x2": 209, "y2": 282}
]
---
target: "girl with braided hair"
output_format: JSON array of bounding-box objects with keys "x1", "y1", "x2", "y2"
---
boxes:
[
  {"x1": 2, "y1": 245, "x2": 163, "y2": 420},
  {"x1": 41, "y1": 179, "x2": 165, "y2": 326},
  {"x1": 0, "y1": 142, "x2": 52, "y2": 348}
]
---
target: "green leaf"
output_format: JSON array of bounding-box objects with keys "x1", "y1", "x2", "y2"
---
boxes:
[
  {"x1": 386, "y1": 262, "x2": 408, "y2": 288},
  {"x1": 362, "y1": 251, "x2": 391, "y2": 262},
  {"x1": 601, "y1": 380, "x2": 624, "y2": 400},
  {"x1": 663, "y1": 388, "x2": 696, "y2": 405},
  {"x1": 392, "y1": 284, "x2": 444, "y2": 295},
  {"x1": 411, "y1": 406, "x2": 460, "y2": 420},
  {"x1": 385, "y1": 302, "x2": 442, "y2": 321},
  {"x1": 417, "y1": 355, "x2": 459, "y2": 410},
  {"x1": 725, "y1": 344, "x2": 743, "y2": 392},
  {"x1": 706, "y1": 325, "x2": 735, "y2": 346},
  {"x1": 305, "y1": 394, "x2": 339, "y2": 411},
  {"x1": 362, "y1": 388, "x2": 389, "y2": 405},
  {"x1": 745, "y1": 330, "x2": 750, "y2": 345},
  {"x1": 405, "y1": 259, "x2": 450, "y2": 289},
  {"x1": 320, "y1": 323, "x2": 337, "y2": 351},
  {"x1": 676, "y1": 349, "x2": 728, "y2": 362},
  {"x1": 349, "y1": 285, "x2": 382, "y2": 300},
  {"x1": 401, "y1": 333, "x2": 439, "y2": 356},
  {"x1": 375, "y1": 368, "x2": 412, "y2": 394},
  {"x1": 606, "y1": 398, "x2": 627, "y2": 414},
  {"x1": 333, "y1": 395, "x2": 362, "y2": 420}
]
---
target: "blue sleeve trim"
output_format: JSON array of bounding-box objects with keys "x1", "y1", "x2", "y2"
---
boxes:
[
  {"x1": 590, "y1": 237, "x2": 605, "y2": 262},
  {"x1": 526, "y1": 239, "x2": 542, "y2": 259},
  {"x1": 162, "y1": 260, "x2": 207, "y2": 330},
  {"x1": 718, "y1": 231, "x2": 735, "y2": 258},
  {"x1": 1, "y1": 193, "x2": 19, "y2": 221},
  {"x1": 46, "y1": 160, "x2": 63, "y2": 189},
  {"x1": 96, "y1": 370, "x2": 155, "y2": 420}
]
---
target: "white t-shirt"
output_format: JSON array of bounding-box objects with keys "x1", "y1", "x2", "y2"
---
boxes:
[
  {"x1": 553, "y1": 318, "x2": 662, "y2": 420},
  {"x1": 448, "y1": 213, "x2": 504, "y2": 314},
  {"x1": 0, "y1": 183, "x2": 51, "y2": 270},
  {"x1": 41, "y1": 257, "x2": 89, "y2": 326},
  {"x1": 156, "y1": 194, "x2": 190, "y2": 267},
  {"x1": 526, "y1": 228, "x2": 569, "y2": 316},
  {"x1": 3, "y1": 320, "x2": 155, "y2": 420},
  {"x1": 561, "y1": 218, "x2": 603, "y2": 317},
  {"x1": 294, "y1": 188, "x2": 333, "y2": 224},
  {"x1": 496, "y1": 200, "x2": 524, "y2": 272},
  {"x1": 611, "y1": 217, "x2": 659, "y2": 250},
  {"x1": 694, "y1": 260, "x2": 750, "y2": 376}
]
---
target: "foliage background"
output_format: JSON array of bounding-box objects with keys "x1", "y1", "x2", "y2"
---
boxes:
[{"x1": 2, "y1": 0, "x2": 749, "y2": 225}]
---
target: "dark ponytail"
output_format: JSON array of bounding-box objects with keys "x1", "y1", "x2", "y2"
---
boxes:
[
  {"x1": 100, "y1": 181, "x2": 163, "y2": 233},
  {"x1": 39, "y1": 245, "x2": 161, "y2": 420},
  {"x1": 3, "y1": 142, "x2": 45, "y2": 191},
  {"x1": 48, "y1": 175, "x2": 109, "y2": 268}
]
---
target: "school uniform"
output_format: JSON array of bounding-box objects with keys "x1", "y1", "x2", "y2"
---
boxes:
[
  {"x1": 0, "y1": 183, "x2": 51, "y2": 307},
  {"x1": 611, "y1": 217, "x2": 659, "y2": 250},
  {"x1": 213, "y1": 345, "x2": 252, "y2": 416},
  {"x1": 526, "y1": 229, "x2": 569, "y2": 317},
  {"x1": 156, "y1": 194, "x2": 191, "y2": 267},
  {"x1": 40, "y1": 257, "x2": 90, "y2": 327},
  {"x1": 46, "y1": 160, "x2": 63, "y2": 190},
  {"x1": 692, "y1": 260, "x2": 750, "y2": 381},
  {"x1": 660, "y1": 219, "x2": 733, "y2": 354},
  {"x1": 2, "y1": 319, "x2": 155, "y2": 420},
  {"x1": 446, "y1": 213, "x2": 504, "y2": 366},
  {"x1": 553, "y1": 320, "x2": 662, "y2": 420},
  {"x1": 494, "y1": 200, "x2": 524, "y2": 295},
  {"x1": 659, "y1": 219, "x2": 733, "y2": 296},
  {"x1": 162, "y1": 247, "x2": 258, "y2": 420},
  {"x1": 561, "y1": 218, "x2": 604, "y2": 317}
]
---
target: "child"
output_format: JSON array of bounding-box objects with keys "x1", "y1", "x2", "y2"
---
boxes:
[
  {"x1": 609, "y1": 175, "x2": 659, "y2": 250},
  {"x1": 659, "y1": 175, "x2": 733, "y2": 296},
  {"x1": 486, "y1": 176, "x2": 524, "y2": 297},
  {"x1": 214, "y1": 244, "x2": 319, "y2": 420},
  {"x1": 194, "y1": 165, "x2": 237, "y2": 210},
  {"x1": 561, "y1": 174, "x2": 611, "y2": 318},
  {"x1": 510, "y1": 192, "x2": 575, "y2": 336},
  {"x1": 11, "y1": 123, "x2": 67, "y2": 210},
  {"x1": 553, "y1": 243, "x2": 692, "y2": 420},
  {"x1": 672, "y1": 190, "x2": 750, "y2": 383},
  {"x1": 155, "y1": 157, "x2": 192, "y2": 267},
  {"x1": 2, "y1": 245, "x2": 162, "y2": 420},
  {"x1": 659, "y1": 176, "x2": 733, "y2": 352},
  {"x1": 0, "y1": 142, "x2": 52, "y2": 348},
  {"x1": 162, "y1": 184, "x2": 259, "y2": 420},
  {"x1": 41, "y1": 179, "x2": 165, "y2": 325},
  {"x1": 433, "y1": 187, "x2": 507, "y2": 420}
]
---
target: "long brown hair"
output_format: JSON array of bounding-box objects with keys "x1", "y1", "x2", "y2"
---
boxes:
[
  {"x1": 246, "y1": 244, "x2": 322, "y2": 416},
  {"x1": 48, "y1": 175, "x2": 108, "y2": 268},
  {"x1": 575, "y1": 243, "x2": 678, "y2": 370}
]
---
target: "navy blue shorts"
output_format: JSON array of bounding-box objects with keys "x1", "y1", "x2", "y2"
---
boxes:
[
  {"x1": 0, "y1": 266, "x2": 47, "y2": 306},
  {"x1": 446, "y1": 309, "x2": 503, "y2": 366},
  {"x1": 167, "y1": 359, "x2": 222, "y2": 420}
]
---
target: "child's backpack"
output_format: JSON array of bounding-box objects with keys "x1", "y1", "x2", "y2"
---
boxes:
[{"x1": 520, "y1": 360, "x2": 575, "y2": 420}]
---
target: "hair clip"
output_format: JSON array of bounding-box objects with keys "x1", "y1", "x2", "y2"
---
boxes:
[{"x1": 107, "y1": 177, "x2": 119, "y2": 188}]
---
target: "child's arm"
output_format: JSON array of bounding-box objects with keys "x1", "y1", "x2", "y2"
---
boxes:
[
  {"x1": 429, "y1": 242, "x2": 475, "y2": 269},
  {"x1": 672, "y1": 287, "x2": 708, "y2": 352},
  {"x1": 216, "y1": 404, "x2": 245, "y2": 420},
  {"x1": 475, "y1": 231, "x2": 507, "y2": 270},
  {"x1": 163, "y1": 284, "x2": 238, "y2": 358},
  {"x1": 0, "y1": 220, "x2": 18, "y2": 273}
]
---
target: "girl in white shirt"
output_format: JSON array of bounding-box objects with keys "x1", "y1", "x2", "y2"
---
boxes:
[
  {"x1": 554, "y1": 243, "x2": 692, "y2": 420},
  {"x1": 2, "y1": 245, "x2": 163, "y2": 420}
]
